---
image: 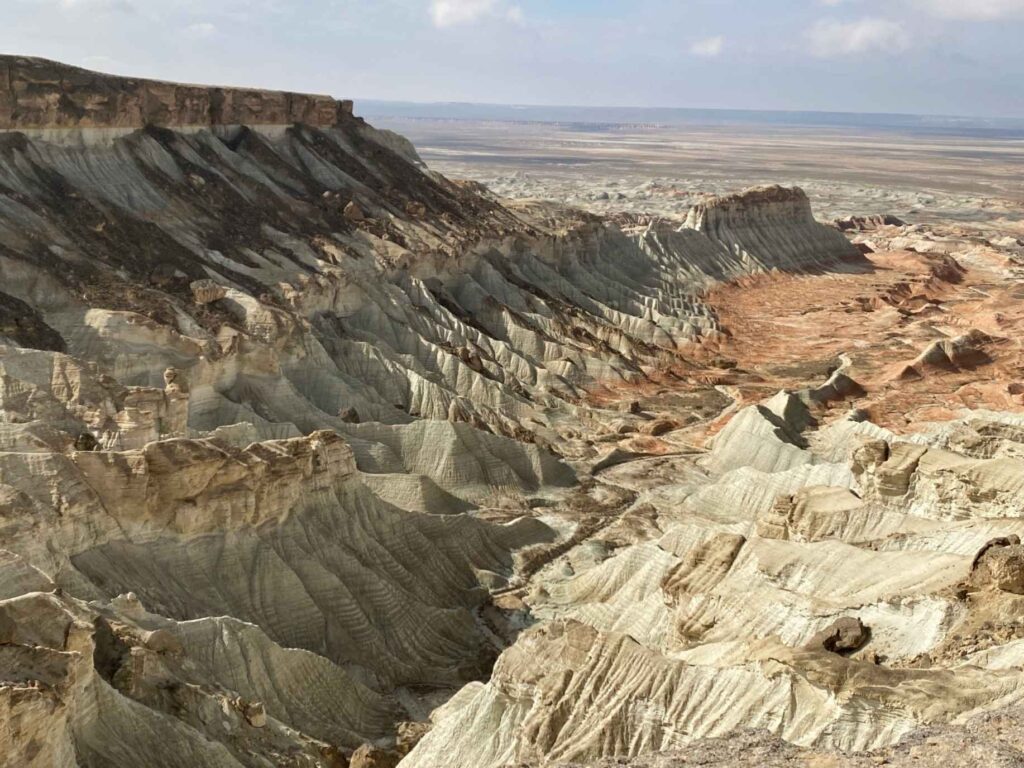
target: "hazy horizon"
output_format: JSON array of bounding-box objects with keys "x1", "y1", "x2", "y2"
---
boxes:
[
  {"x1": 357, "y1": 100, "x2": 1024, "y2": 134},
  {"x1": 4, "y1": 0, "x2": 1024, "y2": 120}
]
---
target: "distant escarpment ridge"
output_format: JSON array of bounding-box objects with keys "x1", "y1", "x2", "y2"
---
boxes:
[{"x1": 0, "y1": 55, "x2": 354, "y2": 130}]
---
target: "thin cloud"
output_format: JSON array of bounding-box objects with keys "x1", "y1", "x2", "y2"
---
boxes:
[
  {"x1": 806, "y1": 17, "x2": 909, "y2": 56},
  {"x1": 690, "y1": 36, "x2": 725, "y2": 57},
  {"x1": 50, "y1": 0, "x2": 137, "y2": 11},
  {"x1": 912, "y1": 0, "x2": 1024, "y2": 19},
  {"x1": 430, "y1": 0, "x2": 514, "y2": 28},
  {"x1": 185, "y1": 21, "x2": 217, "y2": 39}
]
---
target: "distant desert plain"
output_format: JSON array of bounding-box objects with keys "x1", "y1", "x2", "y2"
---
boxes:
[{"x1": 365, "y1": 109, "x2": 1024, "y2": 230}]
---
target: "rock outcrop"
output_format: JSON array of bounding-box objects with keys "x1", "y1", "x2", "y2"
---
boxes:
[
  {"x1": 834, "y1": 214, "x2": 906, "y2": 231},
  {"x1": 0, "y1": 55, "x2": 353, "y2": 130},
  {"x1": 804, "y1": 616, "x2": 870, "y2": 654},
  {"x1": 683, "y1": 185, "x2": 863, "y2": 271}
]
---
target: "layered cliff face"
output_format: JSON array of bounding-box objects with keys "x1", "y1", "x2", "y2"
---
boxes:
[
  {"x1": 683, "y1": 185, "x2": 861, "y2": 271},
  {"x1": 3, "y1": 56, "x2": 1022, "y2": 768},
  {"x1": 0, "y1": 56, "x2": 353, "y2": 130}
]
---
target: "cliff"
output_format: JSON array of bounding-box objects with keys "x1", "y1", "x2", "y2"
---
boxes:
[
  {"x1": 683, "y1": 184, "x2": 862, "y2": 270},
  {"x1": 0, "y1": 55, "x2": 353, "y2": 130}
]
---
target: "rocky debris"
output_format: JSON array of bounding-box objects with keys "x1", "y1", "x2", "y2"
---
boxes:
[
  {"x1": 402, "y1": 617, "x2": 1024, "y2": 767},
  {"x1": 395, "y1": 721, "x2": 431, "y2": 755},
  {"x1": 0, "y1": 55, "x2": 353, "y2": 130},
  {"x1": 189, "y1": 279, "x2": 228, "y2": 305},
  {"x1": 834, "y1": 214, "x2": 906, "y2": 231},
  {"x1": 162, "y1": 366, "x2": 188, "y2": 394},
  {"x1": 344, "y1": 200, "x2": 366, "y2": 222},
  {"x1": 805, "y1": 617, "x2": 870, "y2": 654},
  {"x1": 972, "y1": 536, "x2": 1022, "y2": 570},
  {"x1": 854, "y1": 440, "x2": 927, "y2": 497},
  {"x1": 241, "y1": 701, "x2": 268, "y2": 728},
  {"x1": 456, "y1": 345, "x2": 485, "y2": 372},
  {"x1": 539, "y1": 706, "x2": 1024, "y2": 766},
  {"x1": 350, "y1": 743, "x2": 402, "y2": 768},
  {"x1": 911, "y1": 329, "x2": 995, "y2": 372},
  {"x1": 339, "y1": 406, "x2": 361, "y2": 423},
  {"x1": 74, "y1": 431, "x2": 99, "y2": 451},
  {"x1": 640, "y1": 418, "x2": 679, "y2": 436},
  {"x1": 970, "y1": 539, "x2": 1024, "y2": 594},
  {"x1": 851, "y1": 437, "x2": 891, "y2": 475}
]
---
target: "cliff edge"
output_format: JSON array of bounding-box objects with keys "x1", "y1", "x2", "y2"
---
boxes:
[{"x1": 0, "y1": 55, "x2": 353, "y2": 130}]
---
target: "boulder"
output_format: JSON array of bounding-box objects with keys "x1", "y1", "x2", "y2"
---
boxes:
[
  {"x1": 805, "y1": 617, "x2": 869, "y2": 655},
  {"x1": 970, "y1": 540, "x2": 1024, "y2": 594},
  {"x1": 349, "y1": 744, "x2": 401, "y2": 768},
  {"x1": 641, "y1": 418, "x2": 679, "y2": 437},
  {"x1": 339, "y1": 407, "x2": 361, "y2": 424},
  {"x1": 344, "y1": 201, "x2": 366, "y2": 222},
  {"x1": 74, "y1": 432, "x2": 99, "y2": 451},
  {"x1": 141, "y1": 629, "x2": 183, "y2": 656},
  {"x1": 396, "y1": 721, "x2": 431, "y2": 755},
  {"x1": 972, "y1": 535, "x2": 1022, "y2": 570},
  {"x1": 190, "y1": 279, "x2": 228, "y2": 305},
  {"x1": 243, "y1": 701, "x2": 267, "y2": 729}
]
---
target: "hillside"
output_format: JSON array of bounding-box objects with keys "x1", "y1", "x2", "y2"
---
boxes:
[{"x1": 3, "y1": 57, "x2": 1024, "y2": 768}]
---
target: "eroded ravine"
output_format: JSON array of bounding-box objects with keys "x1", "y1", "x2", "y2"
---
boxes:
[{"x1": 3, "y1": 56, "x2": 1024, "y2": 768}]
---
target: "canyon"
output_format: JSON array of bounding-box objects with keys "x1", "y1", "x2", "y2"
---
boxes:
[{"x1": 1, "y1": 56, "x2": 1024, "y2": 768}]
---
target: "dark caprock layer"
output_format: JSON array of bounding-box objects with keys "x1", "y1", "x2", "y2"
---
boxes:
[{"x1": 0, "y1": 55, "x2": 353, "y2": 130}]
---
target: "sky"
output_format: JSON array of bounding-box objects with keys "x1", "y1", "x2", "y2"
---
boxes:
[{"x1": 2, "y1": 0, "x2": 1024, "y2": 118}]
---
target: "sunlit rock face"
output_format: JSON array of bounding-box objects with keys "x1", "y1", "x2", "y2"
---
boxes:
[
  {"x1": 684, "y1": 184, "x2": 862, "y2": 271},
  {"x1": 5, "y1": 55, "x2": 1024, "y2": 768}
]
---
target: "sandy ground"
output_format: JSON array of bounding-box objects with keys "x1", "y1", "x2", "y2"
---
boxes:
[{"x1": 702, "y1": 248, "x2": 1024, "y2": 432}]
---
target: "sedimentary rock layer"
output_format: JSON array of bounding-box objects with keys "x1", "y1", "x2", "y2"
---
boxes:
[
  {"x1": 0, "y1": 55, "x2": 353, "y2": 130},
  {"x1": 4, "y1": 56, "x2": 1014, "y2": 768}
]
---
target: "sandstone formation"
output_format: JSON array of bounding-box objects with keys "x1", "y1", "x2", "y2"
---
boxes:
[
  {"x1": 834, "y1": 214, "x2": 906, "y2": 231},
  {"x1": 682, "y1": 185, "x2": 862, "y2": 271},
  {"x1": 0, "y1": 56, "x2": 353, "y2": 130},
  {"x1": 2, "y1": 56, "x2": 1024, "y2": 768}
]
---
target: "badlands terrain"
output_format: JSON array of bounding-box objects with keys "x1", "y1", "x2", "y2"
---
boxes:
[
  {"x1": 366, "y1": 112, "x2": 1024, "y2": 228},
  {"x1": 2, "y1": 56, "x2": 1024, "y2": 768}
]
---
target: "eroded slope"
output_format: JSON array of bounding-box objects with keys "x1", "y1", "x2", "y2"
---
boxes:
[{"x1": 3, "y1": 56, "x2": 1023, "y2": 768}]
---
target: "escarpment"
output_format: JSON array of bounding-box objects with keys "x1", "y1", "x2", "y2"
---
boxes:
[
  {"x1": 0, "y1": 55, "x2": 353, "y2": 130},
  {"x1": 682, "y1": 185, "x2": 863, "y2": 271},
  {"x1": 3, "y1": 56, "x2": 1023, "y2": 768}
]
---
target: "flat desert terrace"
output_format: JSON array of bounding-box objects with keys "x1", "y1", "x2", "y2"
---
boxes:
[{"x1": 364, "y1": 109, "x2": 1024, "y2": 228}]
